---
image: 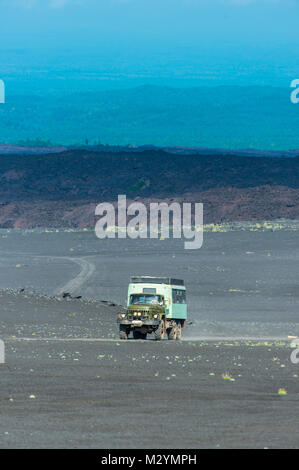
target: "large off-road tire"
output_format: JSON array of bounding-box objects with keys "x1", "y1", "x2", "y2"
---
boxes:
[
  {"x1": 176, "y1": 322, "x2": 182, "y2": 340},
  {"x1": 119, "y1": 325, "x2": 129, "y2": 340},
  {"x1": 154, "y1": 321, "x2": 165, "y2": 341},
  {"x1": 167, "y1": 321, "x2": 177, "y2": 340}
]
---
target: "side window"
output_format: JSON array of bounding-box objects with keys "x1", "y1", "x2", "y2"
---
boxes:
[{"x1": 172, "y1": 289, "x2": 186, "y2": 304}]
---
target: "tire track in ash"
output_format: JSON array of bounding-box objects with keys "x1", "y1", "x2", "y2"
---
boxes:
[
  {"x1": 54, "y1": 256, "x2": 96, "y2": 296},
  {"x1": 6, "y1": 336, "x2": 292, "y2": 343},
  {"x1": 0, "y1": 250, "x2": 96, "y2": 296}
]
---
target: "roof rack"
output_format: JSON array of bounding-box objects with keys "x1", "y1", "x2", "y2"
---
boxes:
[{"x1": 130, "y1": 276, "x2": 184, "y2": 286}]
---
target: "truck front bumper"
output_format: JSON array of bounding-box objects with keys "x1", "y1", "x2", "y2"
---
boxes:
[{"x1": 117, "y1": 318, "x2": 160, "y2": 327}]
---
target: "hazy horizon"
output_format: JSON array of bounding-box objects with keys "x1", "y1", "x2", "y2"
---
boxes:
[
  {"x1": 0, "y1": 0, "x2": 298, "y2": 149},
  {"x1": 0, "y1": 0, "x2": 298, "y2": 91}
]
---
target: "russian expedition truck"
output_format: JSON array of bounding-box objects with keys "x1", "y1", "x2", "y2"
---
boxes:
[{"x1": 117, "y1": 276, "x2": 187, "y2": 340}]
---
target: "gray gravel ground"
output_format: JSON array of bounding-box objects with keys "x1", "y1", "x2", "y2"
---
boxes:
[
  {"x1": 0, "y1": 226, "x2": 298, "y2": 338},
  {"x1": 0, "y1": 226, "x2": 298, "y2": 448},
  {"x1": 0, "y1": 291, "x2": 299, "y2": 449}
]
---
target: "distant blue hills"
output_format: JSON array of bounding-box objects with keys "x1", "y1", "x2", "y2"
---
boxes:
[{"x1": 0, "y1": 85, "x2": 298, "y2": 151}]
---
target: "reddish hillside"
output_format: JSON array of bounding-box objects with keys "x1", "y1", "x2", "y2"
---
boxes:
[{"x1": 0, "y1": 150, "x2": 298, "y2": 227}]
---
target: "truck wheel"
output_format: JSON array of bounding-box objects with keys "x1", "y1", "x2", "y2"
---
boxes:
[
  {"x1": 154, "y1": 321, "x2": 165, "y2": 341},
  {"x1": 140, "y1": 332, "x2": 147, "y2": 340},
  {"x1": 167, "y1": 322, "x2": 177, "y2": 340},
  {"x1": 119, "y1": 325, "x2": 129, "y2": 340},
  {"x1": 176, "y1": 323, "x2": 182, "y2": 340}
]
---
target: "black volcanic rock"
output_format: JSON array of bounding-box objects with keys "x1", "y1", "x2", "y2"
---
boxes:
[
  {"x1": 0, "y1": 149, "x2": 298, "y2": 227},
  {"x1": 0, "y1": 149, "x2": 298, "y2": 201}
]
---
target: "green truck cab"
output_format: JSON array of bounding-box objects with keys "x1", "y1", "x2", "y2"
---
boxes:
[{"x1": 117, "y1": 276, "x2": 187, "y2": 340}]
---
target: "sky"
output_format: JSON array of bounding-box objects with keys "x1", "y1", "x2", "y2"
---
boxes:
[{"x1": 0, "y1": 0, "x2": 298, "y2": 88}]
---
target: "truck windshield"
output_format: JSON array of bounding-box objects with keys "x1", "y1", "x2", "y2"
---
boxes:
[{"x1": 130, "y1": 294, "x2": 163, "y2": 305}]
